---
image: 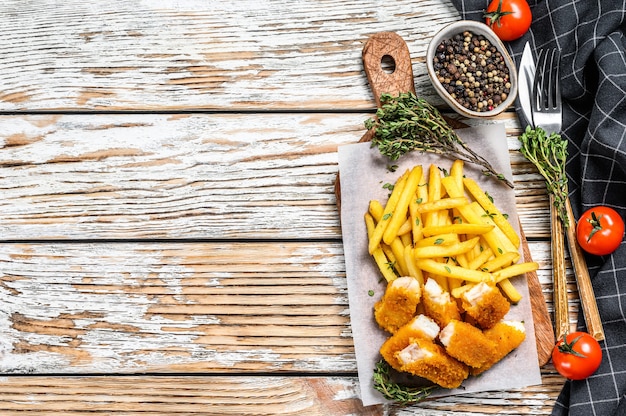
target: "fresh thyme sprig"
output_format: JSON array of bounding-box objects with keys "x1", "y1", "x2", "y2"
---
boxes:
[
  {"x1": 365, "y1": 92, "x2": 513, "y2": 188},
  {"x1": 372, "y1": 360, "x2": 436, "y2": 405},
  {"x1": 518, "y1": 125, "x2": 569, "y2": 227}
]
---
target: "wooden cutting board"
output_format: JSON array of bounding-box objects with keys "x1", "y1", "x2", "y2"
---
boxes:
[{"x1": 335, "y1": 31, "x2": 554, "y2": 366}]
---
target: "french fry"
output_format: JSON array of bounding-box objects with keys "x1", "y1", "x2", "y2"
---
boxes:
[
  {"x1": 498, "y1": 278, "x2": 522, "y2": 303},
  {"x1": 414, "y1": 233, "x2": 460, "y2": 248},
  {"x1": 365, "y1": 212, "x2": 397, "y2": 282},
  {"x1": 450, "y1": 159, "x2": 465, "y2": 193},
  {"x1": 467, "y1": 246, "x2": 495, "y2": 270},
  {"x1": 409, "y1": 196, "x2": 424, "y2": 244},
  {"x1": 381, "y1": 244, "x2": 399, "y2": 274},
  {"x1": 422, "y1": 223, "x2": 494, "y2": 237},
  {"x1": 383, "y1": 166, "x2": 423, "y2": 245},
  {"x1": 413, "y1": 236, "x2": 480, "y2": 259},
  {"x1": 368, "y1": 171, "x2": 408, "y2": 254},
  {"x1": 479, "y1": 251, "x2": 520, "y2": 272},
  {"x1": 368, "y1": 200, "x2": 384, "y2": 221},
  {"x1": 416, "y1": 258, "x2": 492, "y2": 283},
  {"x1": 364, "y1": 212, "x2": 376, "y2": 238},
  {"x1": 404, "y1": 244, "x2": 424, "y2": 286},
  {"x1": 416, "y1": 197, "x2": 469, "y2": 213},
  {"x1": 410, "y1": 168, "x2": 429, "y2": 244},
  {"x1": 493, "y1": 262, "x2": 539, "y2": 283},
  {"x1": 454, "y1": 251, "x2": 469, "y2": 269},
  {"x1": 463, "y1": 177, "x2": 520, "y2": 248},
  {"x1": 400, "y1": 232, "x2": 412, "y2": 247},
  {"x1": 397, "y1": 217, "x2": 413, "y2": 236},
  {"x1": 451, "y1": 283, "x2": 475, "y2": 299},
  {"x1": 446, "y1": 257, "x2": 464, "y2": 292},
  {"x1": 425, "y1": 164, "x2": 443, "y2": 228},
  {"x1": 390, "y1": 238, "x2": 409, "y2": 276},
  {"x1": 373, "y1": 246, "x2": 398, "y2": 282}
]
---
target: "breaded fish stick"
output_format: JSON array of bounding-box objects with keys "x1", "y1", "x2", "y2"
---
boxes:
[
  {"x1": 379, "y1": 314, "x2": 440, "y2": 370},
  {"x1": 395, "y1": 338, "x2": 469, "y2": 389},
  {"x1": 470, "y1": 320, "x2": 526, "y2": 375},
  {"x1": 422, "y1": 278, "x2": 461, "y2": 328},
  {"x1": 439, "y1": 320, "x2": 497, "y2": 369},
  {"x1": 461, "y1": 281, "x2": 510, "y2": 329},
  {"x1": 374, "y1": 276, "x2": 422, "y2": 334}
]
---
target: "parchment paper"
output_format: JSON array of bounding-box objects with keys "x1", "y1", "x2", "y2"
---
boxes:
[{"x1": 338, "y1": 123, "x2": 542, "y2": 406}]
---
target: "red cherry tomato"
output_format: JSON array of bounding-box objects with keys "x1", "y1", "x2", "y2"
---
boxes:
[
  {"x1": 552, "y1": 332, "x2": 602, "y2": 380},
  {"x1": 576, "y1": 206, "x2": 625, "y2": 256},
  {"x1": 484, "y1": 0, "x2": 532, "y2": 41}
]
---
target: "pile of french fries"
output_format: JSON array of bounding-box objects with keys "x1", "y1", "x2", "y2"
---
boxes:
[{"x1": 365, "y1": 160, "x2": 538, "y2": 304}]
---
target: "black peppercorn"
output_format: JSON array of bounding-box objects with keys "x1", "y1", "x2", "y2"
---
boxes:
[{"x1": 433, "y1": 30, "x2": 511, "y2": 113}]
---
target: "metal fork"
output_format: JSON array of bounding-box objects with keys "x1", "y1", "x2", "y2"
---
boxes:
[
  {"x1": 532, "y1": 48, "x2": 605, "y2": 341},
  {"x1": 532, "y1": 48, "x2": 561, "y2": 134}
]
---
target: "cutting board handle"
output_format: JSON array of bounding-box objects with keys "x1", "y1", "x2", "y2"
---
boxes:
[{"x1": 362, "y1": 32, "x2": 416, "y2": 107}]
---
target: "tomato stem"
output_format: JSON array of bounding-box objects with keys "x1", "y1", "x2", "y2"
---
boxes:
[
  {"x1": 558, "y1": 335, "x2": 587, "y2": 358},
  {"x1": 484, "y1": 0, "x2": 513, "y2": 28},
  {"x1": 586, "y1": 212, "x2": 603, "y2": 242}
]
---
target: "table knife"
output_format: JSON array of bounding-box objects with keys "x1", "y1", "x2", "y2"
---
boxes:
[{"x1": 518, "y1": 41, "x2": 535, "y2": 128}]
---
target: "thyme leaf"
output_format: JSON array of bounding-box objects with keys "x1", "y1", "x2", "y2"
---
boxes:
[
  {"x1": 518, "y1": 125, "x2": 569, "y2": 227},
  {"x1": 372, "y1": 360, "x2": 436, "y2": 405},
  {"x1": 365, "y1": 92, "x2": 513, "y2": 188}
]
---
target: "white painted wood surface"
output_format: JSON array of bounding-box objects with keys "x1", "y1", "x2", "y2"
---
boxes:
[
  {"x1": 0, "y1": 0, "x2": 570, "y2": 414},
  {"x1": 0, "y1": 0, "x2": 459, "y2": 112}
]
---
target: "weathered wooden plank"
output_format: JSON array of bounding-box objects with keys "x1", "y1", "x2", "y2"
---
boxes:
[
  {"x1": 1, "y1": 241, "x2": 351, "y2": 374},
  {"x1": 0, "y1": 112, "x2": 550, "y2": 240},
  {"x1": 0, "y1": 0, "x2": 462, "y2": 112},
  {"x1": 0, "y1": 373, "x2": 564, "y2": 415},
  {"x1": 0, "y1": 240, "x2": 572, "y2": 374}
]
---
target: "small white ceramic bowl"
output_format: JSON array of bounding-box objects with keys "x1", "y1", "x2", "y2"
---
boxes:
[{"x1": 426, "y1": 20, "x2": 518, "y2": 119}]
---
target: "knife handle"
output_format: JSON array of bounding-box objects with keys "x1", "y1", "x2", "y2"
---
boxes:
[
  {"x1": 550, "y1": 195, "x2": 570, "y2": 341},
  {"x1": 565, "y1": 198, "x2": 605, "y2": 341}
]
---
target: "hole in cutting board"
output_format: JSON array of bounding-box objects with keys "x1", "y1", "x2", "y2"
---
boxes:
[{"x1": 381, "y1": 54, "x2": 396, "y2": 74}]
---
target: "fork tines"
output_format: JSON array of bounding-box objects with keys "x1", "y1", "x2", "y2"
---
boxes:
[
  {"x1": 532, "y1": 48, "x2": 562, "y2": 134},
  {"x1": 535, "y1": 48, "x2": 561, "y2": 111}
]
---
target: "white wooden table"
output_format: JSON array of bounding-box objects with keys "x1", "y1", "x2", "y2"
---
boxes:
[{"x1": 0, "y1": 1, "x2": 580, "y2": 414}]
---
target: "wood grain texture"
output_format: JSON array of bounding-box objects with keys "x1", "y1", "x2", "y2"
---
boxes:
[
  {"x1": 550, "y1": 196, "x2": 569, "y2": 341},
  {"x1": 0, "y1": 373, "x2": 566, "y2": 416},
  {"x1": 0, "y1": 0, "x2": 460, "y2": 112},
  {"x1": 0, "y1": 112, "x2": 549, "y2": 240}
]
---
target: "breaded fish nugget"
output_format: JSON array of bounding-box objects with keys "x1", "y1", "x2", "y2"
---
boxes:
[
  {"x1": 422, "y1": 278, "x2": 461, "y2": 328},
  {"x1": 374, "y1": 276, "x2": 422, "y2": 334},
  {"x1": 461, "y1": 282, "x2": 510, "y2": 329},
  {"x1": 439, "y1": 320, "x2": 497, "y2": 368},
  {"x1": 379, "y1": 314, "x2": 440, "y2": 370},
  {"x1": 470, "y1": 320, "x2": 526, "y2": 375},
  {"x1": 395, "y1": 338, "x2": 469, "y2": 389}
]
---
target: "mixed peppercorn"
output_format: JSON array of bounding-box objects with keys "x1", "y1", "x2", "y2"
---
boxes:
[{"x1": 432, "y1": 31, "x2": 511, "y2": 113}]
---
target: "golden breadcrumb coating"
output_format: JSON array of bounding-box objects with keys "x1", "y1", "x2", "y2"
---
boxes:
[
  {"x1": 439, "y1": 320, "x2": 497, "y2": 368},
  {"x1": 379, "y1": 314, "x2": 440, "y2": 371},
  {"x1": 461, "y1": 282, "x2": 510, "y2": 329},
  {"x1": 422, "y1": 278, "x2": 461, "y2": 328},
  {"x1": 395, "y1": 338, "x2": 469, "y2": 389},
  {"x1": 374, "y1": 276, "x2": 422, "y2": 334},
  {"x1": 470, "y1": 320, "x2": 526, "y2": 375}
]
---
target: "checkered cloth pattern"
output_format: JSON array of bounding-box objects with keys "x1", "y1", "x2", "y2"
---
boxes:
[{"x1": 450, "y1": 1, "x2": 626, "y2": 415}]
